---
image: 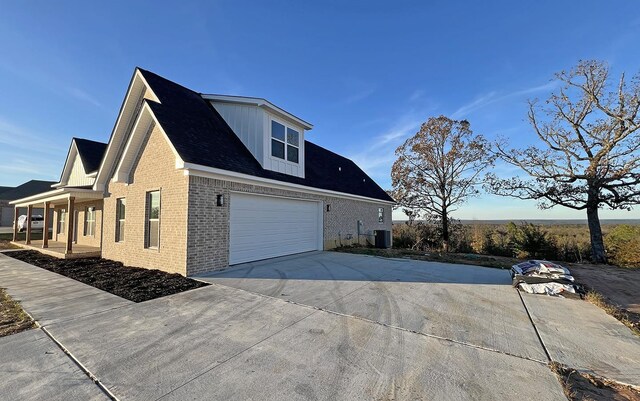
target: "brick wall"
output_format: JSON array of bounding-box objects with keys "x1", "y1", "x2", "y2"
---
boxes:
[
  {"x1": 186, "y1": 176, "x2": 392, "y2": 276},
  {"x1": 101, "y1": 124, "x2": 189, "y2": 275},
  {"x1": 52, "y1": 200, "x2": 103, "y2": 247}
]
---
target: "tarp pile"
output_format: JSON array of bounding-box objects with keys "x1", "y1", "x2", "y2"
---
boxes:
[{"x1": 511, "y1": 260, "x2": 582, "y2": 297}]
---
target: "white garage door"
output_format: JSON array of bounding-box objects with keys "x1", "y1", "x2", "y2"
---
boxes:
[{"x1": 230, "y1": 193, "x2": 321, "y2": 265}]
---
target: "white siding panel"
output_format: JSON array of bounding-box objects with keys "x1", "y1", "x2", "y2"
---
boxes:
[
  {"x1": 212, "y1": 103, "x2": 265, "y2": 166},
  {"x1": 67, "y1": 154, "x2": 94, "y2": 187},
  {"x1": 230, "y1": 193, "x2": 320, "y2": 265}
]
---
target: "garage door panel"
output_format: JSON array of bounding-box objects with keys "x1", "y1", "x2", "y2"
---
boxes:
[{"x1": 230, "y1": 193, "x2": 320, "y2": 265}]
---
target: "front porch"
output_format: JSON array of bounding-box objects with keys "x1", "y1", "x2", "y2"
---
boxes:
[
  {"x1": 10, "y1": 240, "x2": 101, "y2": 259},
  {"x1": 9, "y1": 187, "x2": 104, "y2": 258}
]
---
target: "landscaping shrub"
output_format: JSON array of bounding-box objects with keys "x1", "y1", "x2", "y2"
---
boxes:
[{"x1": 605, "y1": 225, "x2": 640, "y2": 268}]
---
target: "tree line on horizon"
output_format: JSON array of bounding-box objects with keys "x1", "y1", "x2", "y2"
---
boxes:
[{"x1": 390, "y1": 60, "x2": 640, "y2": 265}]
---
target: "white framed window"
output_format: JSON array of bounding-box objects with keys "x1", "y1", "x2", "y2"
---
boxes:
[
  {"x1": 84, "y1": 207, "x2": 96, "y2": 236},
  {"x1": 116, "y1": 198, "x2": 125, "y2": 242},
  {"x1": 58, "y1": 209, "x2": 66, "y2": 234},
  {"x1": 145, "y1": 191, "x2": 160, "y2": 249},
  {"x1": 378, "y1": 207, "x2": 384, "y2": 223},
  {"x1": 271, "y1": 120, "x2": 299, "y2": 163}
]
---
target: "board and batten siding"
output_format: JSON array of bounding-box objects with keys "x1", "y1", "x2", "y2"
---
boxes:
[
  {"x1": 211, "y1": 102, "x2": 265, "y2": 167},
  {"x1": 66, "y1": 153, "x2": 95, "y2": 187}
]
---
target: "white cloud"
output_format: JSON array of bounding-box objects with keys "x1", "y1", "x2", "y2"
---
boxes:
[
  {"x1": 0, "y1": 117, "x2": 66, "y2": 155},
  {"x1": 451, "y1": 81, "x2": 558, "y2": 119},
  {"x1": 65, "y1": 87, "x2": 102, "y2": 108},
  {"x1": 340, "y1": 87, "x2": 376, "y2": 105}
]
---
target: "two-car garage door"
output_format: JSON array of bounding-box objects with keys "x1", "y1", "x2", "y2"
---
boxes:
[{"x1": 229, "y1": 193, "x2": 321, "y2": 265}]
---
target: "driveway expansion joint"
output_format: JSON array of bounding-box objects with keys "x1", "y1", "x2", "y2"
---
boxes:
[
  {"x1": 40, "y1": 326, "x2": 120, "y2": 401},
  {"x1": 517, "y1": 289, "x2": 552, "y2": 362}
]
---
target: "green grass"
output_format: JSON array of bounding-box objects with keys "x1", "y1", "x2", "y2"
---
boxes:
[{"x1": 0, "y1": 232, "x2": 45, "y2": 241}]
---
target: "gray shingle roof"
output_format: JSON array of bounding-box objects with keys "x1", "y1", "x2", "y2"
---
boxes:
[
  {"x1": 0, "y1": 180, "x2": 57, "y2": 201},
  {"x1": 138, "y1": 68, "x2": 393, "y2": 203}
]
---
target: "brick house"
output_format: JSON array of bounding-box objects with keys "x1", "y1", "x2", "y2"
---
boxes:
[{"x1": 10, "y1": 68, "x2": 394, "y2": 276}]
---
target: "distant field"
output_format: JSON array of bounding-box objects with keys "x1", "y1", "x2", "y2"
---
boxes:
[{"x1": 393, "y1": 219, "x2": 640, "y2": 226}]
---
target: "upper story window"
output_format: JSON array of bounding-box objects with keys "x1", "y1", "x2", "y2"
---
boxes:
[{"x1": 271, "y1": 120, "x2": 299, "y2": 163}]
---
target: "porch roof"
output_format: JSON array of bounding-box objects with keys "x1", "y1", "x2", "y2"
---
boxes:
[{"x1": 9, "y1": 187, "x2": 103, "y2": 207}]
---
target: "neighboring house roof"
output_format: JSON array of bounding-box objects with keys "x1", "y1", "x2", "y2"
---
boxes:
[
  {"x1": 0, "y1": 186, "x2": 14, "y2": 197},
  {"x1": 0, "y1": 180, "x2": 57, "y2": 201},
  {"x1": 138, "y1": 68, "x2": 394, "y2": 202},
  {"x1": 74, "y1": 138, "x2": 108, "y2": 173}
]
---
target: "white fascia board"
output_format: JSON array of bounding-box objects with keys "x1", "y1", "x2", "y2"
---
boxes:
[
  {"x1": 202, "y1": 94, "x2": 313, "y2": 130},
  {"x1": 9, "y1": 188, "x2": 104, "y2": 207},
  {"x1": 112, "y1": 103, "x2": 154, "y2": 183},
  {"x1": 93, "y1": 69, "x2": 159, "y2": 192},
  {"x1": 58, "y1": 141, "x2": 80, "y2": 187},
  {"x1": 182, "y1": 163, "x2": 395, "y2": 205}
]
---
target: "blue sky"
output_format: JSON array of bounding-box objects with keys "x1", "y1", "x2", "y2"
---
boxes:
[{"x1": 1, "y1": 1, "x2": 639, "y2": 220}]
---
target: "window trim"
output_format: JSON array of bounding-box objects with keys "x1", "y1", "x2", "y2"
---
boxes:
[
  {"x1": 270, "y1": 119, "x2": 300, "y2": 164},
  {"x1": 378, "y1": 207, "x2": 384, "y2": 223},
  {"x1": 84, "y1": 206, "x2": 96, "y2": 237},
  {"x1": 145, "y1": 190, "x2": 161, "y2": 249},
  {"x1": 115, "y1": 198, "x2": 126, "y2": 243}
]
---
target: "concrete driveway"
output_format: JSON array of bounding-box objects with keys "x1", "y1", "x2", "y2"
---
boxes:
[{"x1": 13, "y1": 251, "x2": 566, "y2": 401}]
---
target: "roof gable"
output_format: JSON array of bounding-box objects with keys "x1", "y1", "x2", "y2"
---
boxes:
[
  {"x1": 74, "y1": 138, "x2": 107, "y2": 173},
  {"x1": 103, "y1": 68, "x2": 393, "y2": 203}
]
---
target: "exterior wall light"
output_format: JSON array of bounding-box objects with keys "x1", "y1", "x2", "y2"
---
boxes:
[{"x1": 217, "y1": 194, "x2": 224, "y2": 207}]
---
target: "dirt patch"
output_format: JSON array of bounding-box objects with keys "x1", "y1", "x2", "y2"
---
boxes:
[
  {"x1": 550, "y1": 362, "x2": 640, "y2": 401},
  {"x1": 6, "y1": 251, "x2": 209, "y2": 303},
  {"x1": 568, "y1": 263, "x2": 640, "y2": 314},
  {"x1": 0, "y1": 288, "x2": 36, "y2": 337},
  {"x1": 334, "y1": 245, "x2": 517, "y2": 269},
  {"x1": 0, "y1": 240, "x2": 19, "y2": 250}
]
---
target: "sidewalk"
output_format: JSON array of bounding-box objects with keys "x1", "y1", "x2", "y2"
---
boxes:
[
  {"x1": 0, "y1": 251, "x2": 130, "y2": 401},
  {"x1": 0, "y1": 252, "x2": 132, "y2": 325}
]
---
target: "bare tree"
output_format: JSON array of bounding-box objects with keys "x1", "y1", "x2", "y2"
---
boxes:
[
  {"x1": 392, "y1": 116, "x2": 491, "y2": 252},
  {"x1": 487, "y1": 60, "x2": 640, "y2": 263}
]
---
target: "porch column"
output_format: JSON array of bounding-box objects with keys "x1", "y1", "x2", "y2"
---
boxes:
[
  {"x1": 65, "y1": 197, "x2": 75, "y2": 254},
  {"x1": 43, "y1": 201, "x2": 51, "y2": 249},
  {"x1": 12, "y1": 207, "x2": 18, "y2": 242},
  {"x1": 26, "y1": 205, "x2": 33, "y2": 245}
]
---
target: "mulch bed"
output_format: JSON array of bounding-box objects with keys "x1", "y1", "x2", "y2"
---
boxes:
[{"x1": 6, "y1": 251, "x2": 209, "y2": 303}]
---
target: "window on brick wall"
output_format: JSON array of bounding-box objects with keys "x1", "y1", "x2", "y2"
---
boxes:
[
  {"x1": 116, "y1": 198, "x2": 125, "y2": 242},
  {"x1": 145, "y1": 191, "x2": 160, "y2": 249},
  {"x1": 58, "y1": 209, "x2": 66, "y2": 234},
  {"x1": 84, "y1": 207, "x2": 96, "y2": 236}
]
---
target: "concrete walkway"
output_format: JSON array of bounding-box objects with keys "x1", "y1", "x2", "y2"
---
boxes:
[
  {"x1": 0, "y1": 253, "x2": 132, "y2": 325},
  {"x1": 0, "y1": 329, "x2": 109, "y2": 401},
  {"x1": 522, "y1": 292, "x2": 640, "y2": 387},
  {"x1": 0, "y1": 252, "x2": 128, "y2": 400}
]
